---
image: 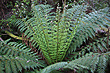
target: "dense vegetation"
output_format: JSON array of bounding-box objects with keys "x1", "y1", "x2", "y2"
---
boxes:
[{"x1": 0, "y1": 0, "x2": 110, "y2": 73}]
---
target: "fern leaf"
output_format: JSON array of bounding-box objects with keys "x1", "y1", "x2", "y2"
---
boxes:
[
  {"x1": 10, "y1": 60, "x2": 18, "y2": 73},
  {"x1": 14, "y1": 60, "x2": 22, "y2": 72},
  {"x1": 41, "y1": 53, "x2": 109, "y2": 73},
  {"x1": 41, "y1": 62, "x2": 68, "y2": 73},
  {"x1": 5, "y1": 60, "x2": 12, "y2": 73},
  {"x1": 67, "y1": 7, "x2": 110, "y2": 56},
  {"x1": 0, "y1": 61, "x2": 4, "y2": 73},
  {"x1": 97, "y1": 55, "x2": 107, "y2": 73},
  {"x1": 0, "y1": 40, "x2": 46, "y2": 73}
]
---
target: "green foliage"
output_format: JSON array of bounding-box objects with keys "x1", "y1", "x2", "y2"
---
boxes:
[
  {"x1": 16, "y1": 4, "x2": 82, "y2": 64},
  {"x1": 84, "y1": 0, "x2": 109, "y2": 10},
  {"x1": 41, "y1": 62, "x2": 67, "y2": 73},
  {"x1": 0, "y1": 39, "x2": 45, "y2": 73},
  {"x1": 82, "y1": 37, "x2": 110, "y2": 52},
  {"x1": 66, "y1": 36, "x2": 110, "y2": 60},
  {"x1": 0, "y1": 1, "x2": 110, "y2": 73},
  {"x1": 13, "y1": 0, "x2": 33, "y2": 19},
  {"x1": 67, "y1": 7, "x2": 110, "y2": 57},
  {"x1": 41, "y1": 52, "x2": 110, "y2": 73}
]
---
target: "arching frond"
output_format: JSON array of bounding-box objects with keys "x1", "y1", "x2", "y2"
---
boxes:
[
  {"x1": 67, "y1": 7, "x2": 110, "y2": 56},
  {"x1": 41, "y1": 52, "x2": 110, "y2": 73},
  {"x1": 0, "y1": 39, "x2": 45, "y2": 73}
]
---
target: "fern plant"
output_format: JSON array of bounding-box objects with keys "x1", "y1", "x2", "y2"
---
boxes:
[
  {"x1": 16, "y1": 4, "x2": 82, "y2": 64},
  {"x1": 0, "y1": 1, "x2": 110, "y2": 73},
  {"x1": 40, "y1": 4, "x2": 110, "y2": 73}
]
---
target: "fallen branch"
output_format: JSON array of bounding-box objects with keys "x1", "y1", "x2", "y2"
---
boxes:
[{"x1": 5, "y1": 30, "x2": 26, "y2": 40}]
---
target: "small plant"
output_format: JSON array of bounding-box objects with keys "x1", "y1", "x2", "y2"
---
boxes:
[{"x1": 12, "y1": 0, "x2": 33, "y2": 19}]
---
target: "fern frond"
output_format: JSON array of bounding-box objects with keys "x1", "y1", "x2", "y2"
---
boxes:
[
  {"x1": 41, "y1": 53, "x2": 109, "y2": 73},
  {"x1": 0, "y1": 39, "x2": 45, "y2": 73},
  {"x1": 41, "y1": 62, "x2": 68, "y2": 73},
  {"x1": 67, "y1": 7, "x2": 110, "y2": 56},
  {"x1": 83, "y1": 36, "x2": 110, "y2": 53},
  {"x1": 71, "y1": 36, "x2": 110, "y2": 60}
]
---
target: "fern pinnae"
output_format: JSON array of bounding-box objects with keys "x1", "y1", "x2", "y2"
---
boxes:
[
  {"x1": 10, "y1": 60, "x2": 18, "y2": 73},
  {"x1": 14, "y1": 59, "x2": 22, "y2": 72},
  {"x1": 5, "y1": 60, "x2": 12, "y2": 73},
  {"x1": 67, "y1": 7, "x2": 110, "y2": 56},
  {"x1": 56, "y1": 7, "x2": 62, "y2": 62},
  {"x1": 41, "y1": 62, "x2": 68, "y2": 73},
  {"x1": 0, "y1": 61, "x2": 4, "y2": 73},
  {"x1": 41, "y1": 52, "x2": 109, "y2": 73},
  {"x1": 58, "y1": 16, "x2": 67, "y2": 61},
  {"x1": 34, "y1": 5, "x2": 53, "y2": 64}
]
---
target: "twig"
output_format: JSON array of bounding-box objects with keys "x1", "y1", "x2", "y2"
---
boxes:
[
  {"x1": 62, "y1": 0, "x2": 66, "y2": 14},
  {"x1": 0, "y1": 37, "x2": 4, "y2": 41},
  {"x1": 0, "y1": 34, "x2": 8, "y2": 35},
  {"x1": 5, "y1": 30, "x2": 26, "y2": 40}
]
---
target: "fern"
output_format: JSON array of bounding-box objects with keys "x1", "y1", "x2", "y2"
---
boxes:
[
  {"x1": 41, "y1": 62, "x2": 68, "y2": 73},
  {"x1": 67, "y1": 7, "x2": 110, "y2": 56},
  {"x1": 15, "y1": 4, "x2": 90, "y2": 64},
  {"x1": 69, "y1": 36, "x2": 110, "y2": 60},
  {"x1": 83, "y1": 36, "x2": 110, "y2": 52},
  {"x1": 1, "y1": 2, "x2": 110, "y2": 73},
  {"x1": 41, "y1": 52, "x2": 110, "y2": 73},
  {"x1": 0, "y1": 39, "x2": 45, "y2": 73},
  {"x1": 1, "y1": 39, "x2": 109, "y2": 73}
]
